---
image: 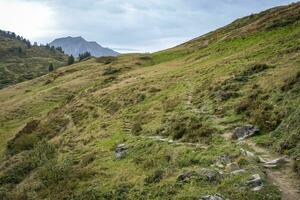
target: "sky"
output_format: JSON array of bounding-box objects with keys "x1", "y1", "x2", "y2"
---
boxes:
[{"x1": 0, "y1": 0, "x2": 297, "y2": 53}]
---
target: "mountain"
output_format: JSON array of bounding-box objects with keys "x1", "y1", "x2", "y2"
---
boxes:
[
  {"x1": 0, "y1": 30, "x2": 67, "y2": 89},
  {"x1": 0, "y1": 2, "x2": 300, "y2": 200},
  {"x1": 49, "y1": 36, "x2": 120, "y2": 57}
]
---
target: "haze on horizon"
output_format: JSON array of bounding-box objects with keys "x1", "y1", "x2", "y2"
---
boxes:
[{"x1": 0, "y1": 0, "x2": 297, "y2": 53}]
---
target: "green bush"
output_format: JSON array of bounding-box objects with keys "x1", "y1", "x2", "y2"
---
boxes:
[
  {"x1": 162, "y1": 113, "x2": 216, "y2": 142},
  {"x1": 102, "y1": 67, "x2": 120, "y2": 75},
  {"x1": 144, "y1": 169, "x2": 165, "y2": 184},
  {"x1": 38, "y1": 159, "x2": 72, "y2": 187},
  {"x1": 0, "y1": 140, "x2": 56, "y2": 186},
  {"x1": 281, "y1": 71, "x2": 300, "y2": 92}
]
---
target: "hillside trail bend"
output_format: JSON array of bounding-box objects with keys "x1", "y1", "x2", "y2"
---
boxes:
[{"x1": 185, "y1": 80, "x2": 300, "y2": 200}]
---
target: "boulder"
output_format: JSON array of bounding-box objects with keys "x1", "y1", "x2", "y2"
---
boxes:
[
  {"x1": 233, "y1": 125, "x2": 260, "y2": 140},
  {"x1": 199, "y1": 194, "x2": 226, "y2": 200},
  {"x1": 115, "y1": 144, "x2": 128, "y2": 159},
  {"x1": 247, "y1": 174, "x2": 263, "y2": 191}
]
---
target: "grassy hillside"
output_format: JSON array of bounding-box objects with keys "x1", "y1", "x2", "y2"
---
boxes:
[
  {"x1": 0, "y1": 31, "x2": 67, "y2": 89},
  {"x1": 0, "y1": 2, "x2": 299, "y2": 200}
]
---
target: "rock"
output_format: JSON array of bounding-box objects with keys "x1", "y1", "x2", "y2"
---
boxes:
[
  {"x1": 199, "y1": 194, "x2": 226, "y2": 200},
  {"x1": 258, "y1": 156, "x2": 289, "y2": 168},
  {"x1": 199, "y1": 168, "x2": 220, "y2": 182},
  {"x1": 233, "y1": 125, "x2": 260, "y2": 140},
  {"x1": 240, "y1": 148, "x2": 256, "y2": 158},
  {"x1": 225, "y1": 163, "x2": 240, "y2": 173},
  {"x1": 215, "y1": 155, "x2": 231, "y2": 168},
  {"x1": 115, "y1": 144, "x2": 128, "y2": 159},
  {"x1": 177, "y1": 171, "x2": 195, "y2": 182},
  {"x1": 230, "y1": 169, "x2": 246, "y2": 175},
  {"x1": 247, "y1": 174, "x2": 263, "y2": 191}
]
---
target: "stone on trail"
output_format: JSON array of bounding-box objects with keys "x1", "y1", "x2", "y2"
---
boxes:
[
  {"x1": 115, "y1": 144, "x2": 128, "y2": 159},
  {"x1": 233, "y1": 125, "x2": 260, "y2": 140},
  {"x1": 258, "y1": 156, "x2": 289, "y2": 168},
  {"x1": 247, "y1": 174, "x2": 263, "y2": 191},
  {"x1": 240, "y1": 148, "x2": 256, "y2": 158}
]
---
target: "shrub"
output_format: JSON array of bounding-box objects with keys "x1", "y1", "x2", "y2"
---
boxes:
[
  {"x1": 0, "y1": 140, "x2": 56, "y2": 186},
  {"x1": 162, "y1": 113, "x2": 216, "y2": 142},
  {"x1": 0, "y1": 158, "x2": 33, "y2": 185},
  {"x1": 281, "y1": 71, "x2": 300, "y2": 92},
  {"x1": 67, "y1": 55, "x2": 75, "y2": 65},
  {"x1": 48, "y1": 63, "x2": 54, "y2": 72},
  {"x1": 102, "y1": 67, "x2": 120, "y2": 75},
  {"x1": 235, "y1": 99, "x2": 250, "y2": 114},
  {"x1": 38, "y1": 159, "x2": 72, "y2": 187},
  {"x1": 7, "y1": 119, "x2": 40, "y2": 155},
  {"x1": 144, "y1": 169, "x2": 165, "y2": 184},
  {"x1": 234, "y1": 64, "x2": 270, "y2": 82},
  {"x1": 293, "y1": 159, "x2": 300, "y2": 176},
  {"x1": 96, "y1": 56, "x2": 117, "y2": 64},
  {"x1": 132, "y1": 121, "x2": 142, "y2": 135}
]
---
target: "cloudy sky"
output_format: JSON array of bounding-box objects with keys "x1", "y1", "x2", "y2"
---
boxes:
[{"x1": 0, "y1": 0, "x2": 297, "y2": 53}]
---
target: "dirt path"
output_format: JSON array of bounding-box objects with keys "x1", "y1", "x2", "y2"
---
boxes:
[
  {"x1": 244, "y1": 140, "x2": 300, "y2": 200},
  {"x1": 138, "y1": 135, "x2": 208, "y2": 149}
]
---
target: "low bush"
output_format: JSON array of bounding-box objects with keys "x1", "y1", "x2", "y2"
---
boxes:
[
  {"x1": 144, "y1": 169, "x2": 165, "y2": 184},
  {"x1": 0, "y1": 140, "x2": 56, "y2": 186},
  {"x1": 96, "y1": 56, "x2": 117, "y2": 64},
  {"x1": 161, "y1": 113, "x2": 216, "y2": 142},
  {"x1": 281, "y1": 71, "x2": 300, "y2": 92},
  {"x1": 102, "y1": 67, "x2": 120, "y2": 75}
]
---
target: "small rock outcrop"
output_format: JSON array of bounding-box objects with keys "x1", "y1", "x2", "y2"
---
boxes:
[
  {"x1": 230, "y1": 169, "x2": 246, "y2": 175},
  {"x1": 215, "y1": 155, "x2": 231, "y2": 169},
  {"x1": 259, "y1": 156, "x2": 289, "y2": 168},
  {"x1": 225, "y1": 162, "x2": 240, "y2": 173},
  {"x1": 177, "y1": 171, "x2": 195, "y2": 182},
  {"x1": 115, "y1": 144, "x2": 128, "y2": 159},
  {"x1": 199, "y1": 194, "x2": 226, "y2": 200},
  {"x1": 199, "y1": 168, "x2": 221, "y2": 182},
  {"x1": 240, "y1": 148, "x2": 256, "y2": 158},
  {"x1": 247, "y1": 174, "x2": 263, "y2": 191},
  {"x1": 232, "y1": 125, "x2": 259, "y2": 140}
]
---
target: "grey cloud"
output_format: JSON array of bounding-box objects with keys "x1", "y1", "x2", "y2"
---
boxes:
[{"x1": 29, "y1": 0, "x2": 297, "y2": 52}]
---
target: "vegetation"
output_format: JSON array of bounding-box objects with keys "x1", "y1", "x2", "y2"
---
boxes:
[
  {"x1": 0, "y1": 2, "x2": 299, "y2": 199},
  {"x1": 48, "y1": 63, "x2": 54, "y2": 72},
  {"x1": 0, "y1": 30, "x2": 67, "y2": 89},
  {"x1": 78, "y1": 51, "x2": 91, "y2": 61},
  {"x1": 68, "y1": 55, "x2": 75, "y2": 65}
]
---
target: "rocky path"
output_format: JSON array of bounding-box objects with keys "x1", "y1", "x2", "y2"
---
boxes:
[
  {"x1": 243, "y1": 140, "x2": 300, "y2": 200},
  {"x1": 139, "y1": 135, "x2": 208, "y2": 149}
]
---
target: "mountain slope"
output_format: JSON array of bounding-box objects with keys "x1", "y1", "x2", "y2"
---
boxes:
[
  {"x1": 0, "y1": 30, "x2": 67, "y2": 89},
  {"x1": 49, "y1": 36, "x2": 120, "y2": 57},
  {"x1": 0, "y1": 2, "x2": 299, "y2": 200}
]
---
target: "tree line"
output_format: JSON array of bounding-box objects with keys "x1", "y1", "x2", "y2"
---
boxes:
[{"x1": 0, "y1": 29, "x2": 31, "y2": 47}]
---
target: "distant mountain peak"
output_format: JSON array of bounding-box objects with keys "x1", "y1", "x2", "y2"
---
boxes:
[{"x1": 49, "y1": 36, "x2": 119, "y2": 57}]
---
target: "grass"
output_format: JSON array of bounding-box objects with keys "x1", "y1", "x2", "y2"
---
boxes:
[
  {"x1": 0, "y1": 34, "x2": 67, "y2": 89},
  {"x1": 0, "y1": 2, "x2": 300, "y2": 199}
]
